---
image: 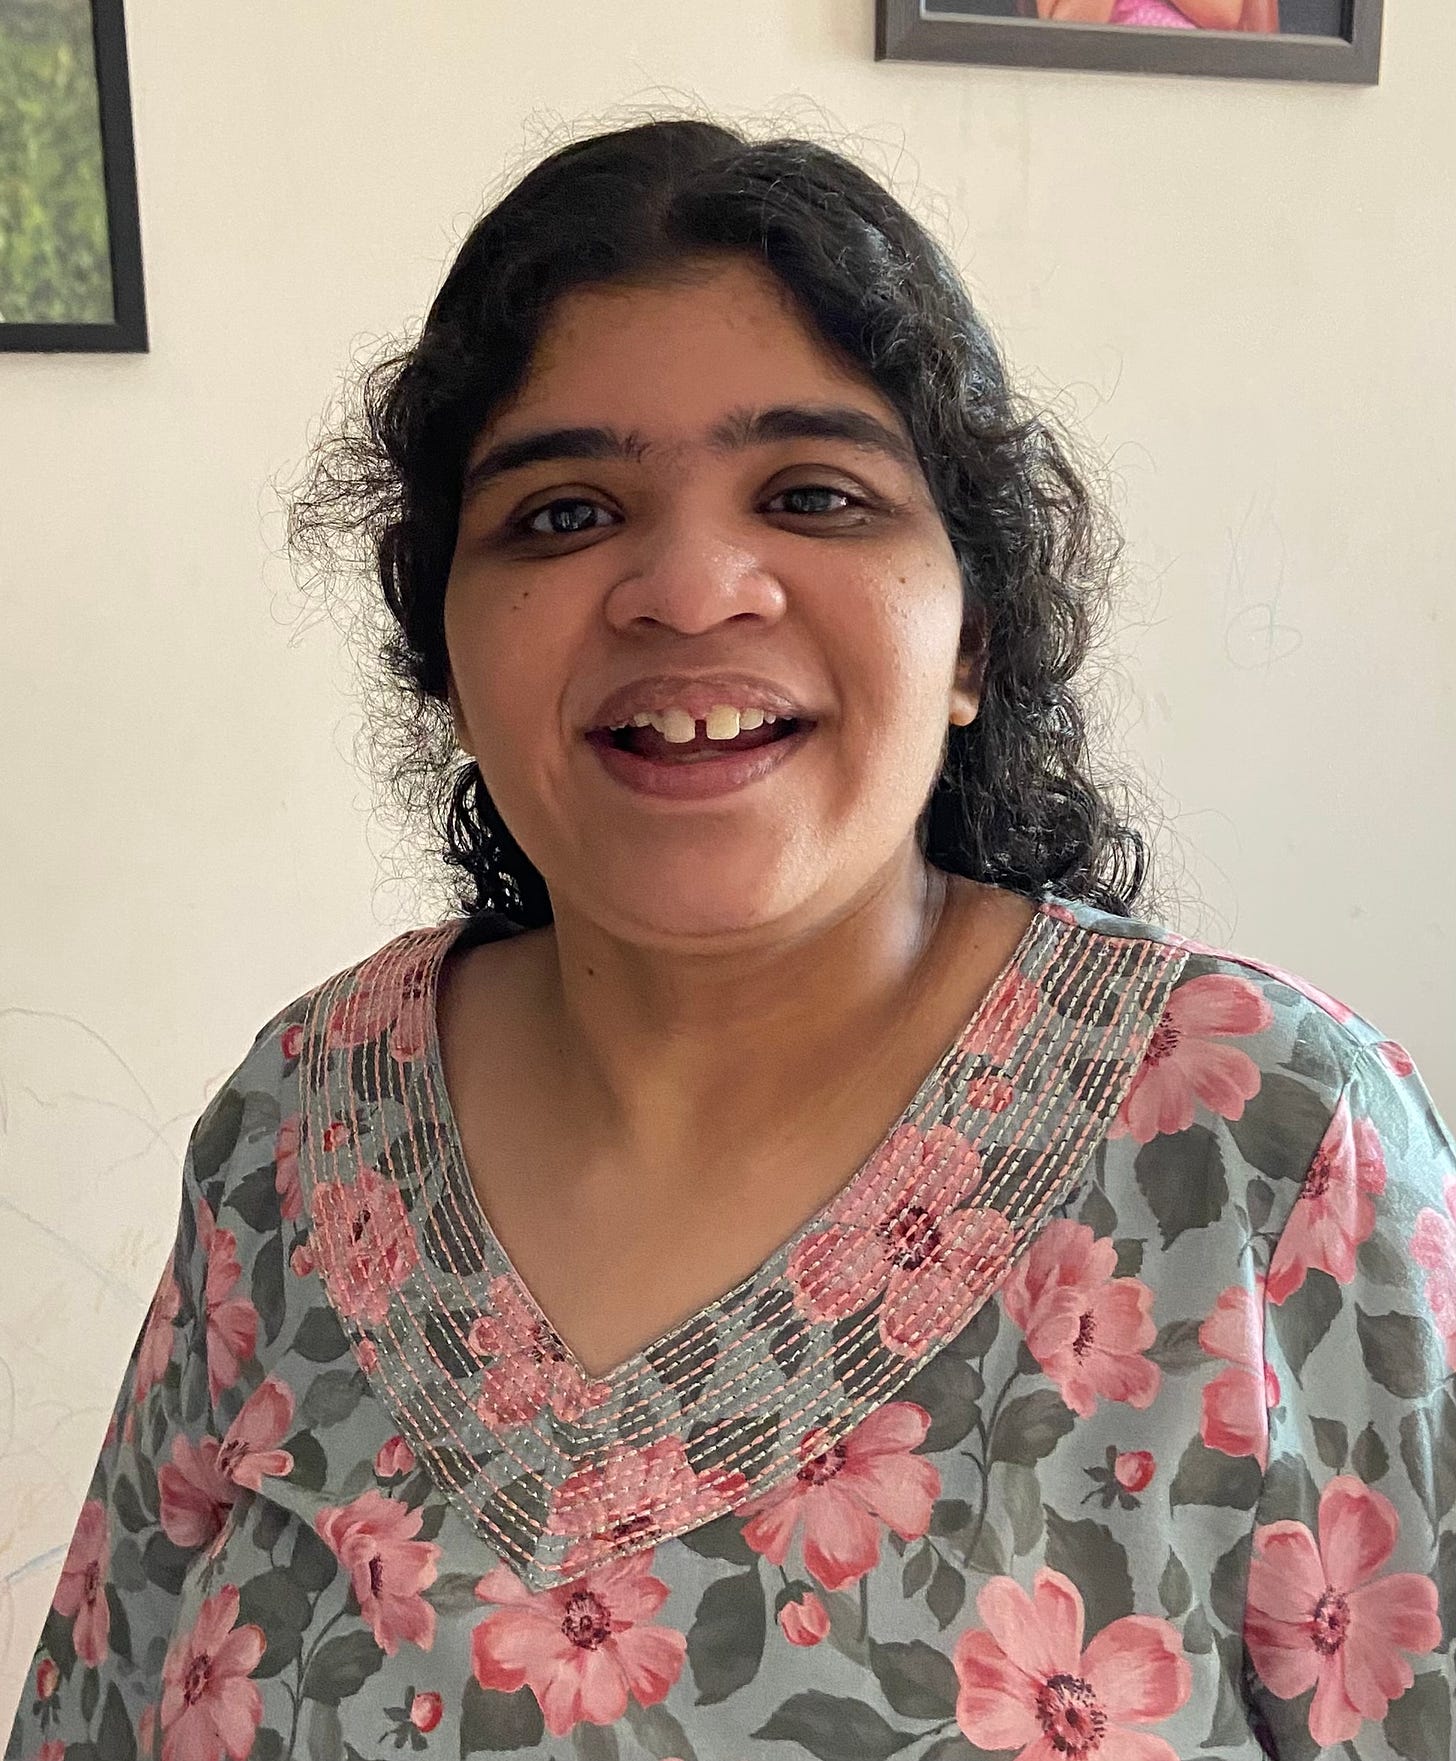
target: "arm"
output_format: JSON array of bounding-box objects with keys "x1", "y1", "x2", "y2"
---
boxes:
[
  {"x1": 1245, "y1": 1047, "x2": 1454, "y2": 1755},
  {"x1": 4, "y1": 1100, "x2": 252, "y2": 1759}
]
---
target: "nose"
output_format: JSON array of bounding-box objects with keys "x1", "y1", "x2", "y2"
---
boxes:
[{"x1": 603, "y1": 519, "x2": 788, "y2": 636}]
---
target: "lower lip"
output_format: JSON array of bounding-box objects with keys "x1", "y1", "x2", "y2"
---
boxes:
[{"x1": 586, "y1": 726, "x2": 813, "y2": 800}]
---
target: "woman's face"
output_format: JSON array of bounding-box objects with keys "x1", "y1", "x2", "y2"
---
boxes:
[{"x1": 444, "y1": 254, "x2": 979, "y2": 948}]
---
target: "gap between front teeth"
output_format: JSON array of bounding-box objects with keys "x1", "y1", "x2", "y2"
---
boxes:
[{"x1": 623, "y1": 706, "x2": 776, "y2": 743}]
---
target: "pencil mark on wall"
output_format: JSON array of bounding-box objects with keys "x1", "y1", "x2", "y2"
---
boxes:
[{"x1": 1223, "y1": 490, "x2": 1303, "y2": 671}]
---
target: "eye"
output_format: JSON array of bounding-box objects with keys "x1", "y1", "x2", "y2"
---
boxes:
[
  {"x1": 766, "y1": 483, "x2": 866, "y2": 518},
  {"x1": 513, "y1": 497, "x2": 614, "y2": 539}
]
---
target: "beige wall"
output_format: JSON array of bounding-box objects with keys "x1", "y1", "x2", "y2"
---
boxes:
[{"x1": 2, "y1": 0, "x2": 1452, "y2": 1715}]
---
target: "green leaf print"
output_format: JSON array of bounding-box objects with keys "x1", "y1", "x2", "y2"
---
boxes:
[
  {"x1": 622, "y1": 1698, "x2": 699, "y2": 1761},
  {"x1": 306, "y1": 1701, "x2": 344, "y2": 1761},
  {"x1": 752, "y1": 1693, "x2": 915, "y2": 1760},
  {"x1": 925, "y1": 1555, "x2": 966, "y2": 1630},
  {"x1": 686, "y1": 1568, "x2": 765, "y2": 1705},
  {"x1": 238, "y1": 1567, "x2": 312, "y2": 1678},
  {"x1": 1134, "y1": 1124, "x2": 1227, "y2": 1248},
  {"x1": 97, "y1": 1683, "x2": 134, "y2": 1761},
  {"x1": 1270, "y1": 1268, "x2": 1342, "y2": 1379},
  {"x1": 1225, "y1": 1071, "x2": 1332, "y2": 1180},
  {"x1": 998, "y1": 1462, "x2": 1045, "y2": 1556},
  {"x1": 1043, "y1": 1510, "x2": 1133, "y2": 1638},
  {"x1": 906, "y1": 1351, "x2": 983, "y2": 1453},
  {"x1": 304, "y1": 1629, "x2": 385, "y2": 1706},
  {"x1": 1169, "y1": 1435, "x2": 1261, "y2": 1511},
  {"x1": 192, "y1": 1085, "x2": 245, "y2": 1184},
  {"x1": 252, "y1": 1228, "x2": 286, "y2": 1346},
  {"x1": 293, "y1": 1306, "x2": 352, "y2": 1363},
  {"x1": 290, "y1": 1525, "x2": 340, "y2": 1594},
  {"x1": 677, "y1": 1513, "x2": 756, "y2": 1566},
  {"x1": 573, "y1": 1725, "x2": 619, "y2": 1761},
  {"x1": 867, "y1": 1639, "x2": 959, "y2": 1719},
  {"x1": 1351, "y1": 1419, "x2": 1390, "y2": 1483},
  {"x1": 458, "y1": 1677, "x2": 544, "y2": 1754},
  {"x1": 298, "y1": 1368, "x2": 368, "y2": 1430},
  {"x1": 1311, "y1": 1416, "x2": 1348, "y2": 1471},
  {"x1": 1147, "y1": 1317, "x2": 1207, "y2": 1374},
  {"x1": 901, "y1": 1540, "x2": 935, "y2": 1599},
  {"x1": 1357, "y1": 1306, "x2": 1442, "y2": 1399},
  {"x1": 1384, "y1": 1669, "x2": 1452, "y2": 1761},
  {"x1": 1158, "y1": 1548, "x2": 1192, "y2": 1619},
  {"x1": 988, "y1": 1389, "x2": 1075, "y2": 1465}
]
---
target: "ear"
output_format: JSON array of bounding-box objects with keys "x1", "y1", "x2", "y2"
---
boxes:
[{"x1": 950, "y1": 612, "x2": 988, "y2": 728}]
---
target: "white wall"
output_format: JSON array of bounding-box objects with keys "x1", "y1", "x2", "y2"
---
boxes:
[{"x1": 3, "y1": 0, "x2": 1452, "y2": 1717}]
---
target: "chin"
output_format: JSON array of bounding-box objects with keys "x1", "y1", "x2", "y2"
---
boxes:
[{"x1": 586, "y1": 847, "x2": 822, "y2": 948}]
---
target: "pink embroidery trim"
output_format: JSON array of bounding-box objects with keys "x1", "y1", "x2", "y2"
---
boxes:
[{"x1": 297, "y1": 905, "x2": 1186, "y2": 1587}]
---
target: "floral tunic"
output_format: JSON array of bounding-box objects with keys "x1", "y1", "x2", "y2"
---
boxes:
[{"x1": 6, "y1": 893, "x2": 1454, "y2": 1761}]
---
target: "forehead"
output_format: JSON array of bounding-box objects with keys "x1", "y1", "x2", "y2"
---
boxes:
[{"x1": 468, "y1": 255, "x2": 915, "y2": 482}]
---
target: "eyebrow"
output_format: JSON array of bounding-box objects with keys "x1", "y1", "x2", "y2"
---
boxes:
[{"x1": 458, "y1": 403, "x2": 921, "y2": 503}]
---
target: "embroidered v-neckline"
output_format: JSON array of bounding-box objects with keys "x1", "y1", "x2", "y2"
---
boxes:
[
  {"x1": 295, "y1": 895, "x2": 1186, "y2": 1588},
  {"x1": 423, "y1": 899, "x2": 1052, "y2": 1388}
]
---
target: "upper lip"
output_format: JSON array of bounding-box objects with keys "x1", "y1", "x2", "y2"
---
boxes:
[{"x1": 585, "y1": 672, "x2": 816, "y2": 731}]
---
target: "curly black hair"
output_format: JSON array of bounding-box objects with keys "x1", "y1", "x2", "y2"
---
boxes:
[{"x1": 284, "y1": 116, "x2": 1152, "y2": 927}]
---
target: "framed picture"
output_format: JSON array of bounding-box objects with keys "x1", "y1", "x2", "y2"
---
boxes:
[
  {"x1": 0, "y1": 0, "x2": 147, "y2": 352},
  {"x1": 876, "y1": 0, "x2": 1384, "y2": 84}
]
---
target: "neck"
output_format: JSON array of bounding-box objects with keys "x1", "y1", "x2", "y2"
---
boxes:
[{"x1": 533, "y1": 853, "x2": 959, "y2": 1167}]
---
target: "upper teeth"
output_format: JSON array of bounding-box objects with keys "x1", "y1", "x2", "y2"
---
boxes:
[{"x1": 617, "y1": 704, "x2": 778, "y2": 743}]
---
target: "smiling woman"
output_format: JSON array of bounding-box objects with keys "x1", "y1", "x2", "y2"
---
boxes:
[{"x1": 8, "y1": 119, "x2": 1452, "y2": 1761}]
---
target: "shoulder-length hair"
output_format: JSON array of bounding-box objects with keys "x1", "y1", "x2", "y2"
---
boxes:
[{"x1": 286, "y1": 118, "x2": 1150, "y2": 925}]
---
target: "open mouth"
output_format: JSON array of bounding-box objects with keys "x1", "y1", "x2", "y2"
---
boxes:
[{"x1": 586, "y1": 712, "x2": 810, "y2": 765}]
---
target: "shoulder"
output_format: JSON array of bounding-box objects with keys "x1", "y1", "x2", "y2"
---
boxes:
[
  {"x1": 1046, "y1": 892, "x2": 1452, "y2": 1199},
  {"x1": 180, "y1": 917, "x2": 476, "y2": 1218}
]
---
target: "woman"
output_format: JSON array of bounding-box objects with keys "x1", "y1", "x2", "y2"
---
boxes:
[
  {"x1": 1034, "y1": 0, "x2": 1279, "y2": 29},
  {"x1": 8, "y1": 119, "x2": 1452, "y2": 1761}
]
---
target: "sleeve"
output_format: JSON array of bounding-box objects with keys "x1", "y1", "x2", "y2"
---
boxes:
[
  {"x1": 1245, "y1": 1043, "x2": 1455, "y2": 1760},
  {"x1": 5, "y1": 1103, "x2": 227, "y2": 1761}
]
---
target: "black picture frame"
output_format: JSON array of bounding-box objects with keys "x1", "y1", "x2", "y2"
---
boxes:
[
  {"x1": 876, "y1": 0, "x2": 1383, "y2": 84},
  {"x1": 1, "y1": 0, "x2": 147, "y2": 353}
]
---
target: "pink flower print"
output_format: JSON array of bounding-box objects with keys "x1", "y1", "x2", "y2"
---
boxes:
[
  {"x1": 310, "y1": 1166, "x2": 421, "y2": 1325},
  {"x1": 787, "y1": 1122, "x2": 1013, "y2": 1358},
  {"x1": 214, "y1": 1377, "x2": 295, "y2": 1491},
  {"x1": 1000, "y1": 1219, "x2": 1160, "y2": 1419},
  {"x1": 965, "y1": 970, "x2": 1041, "y2": 1066},
  {"x1": 468, "y1": 1277, "x2": 612, "y2": 1426},
  {"x1": 51, "y1": 1498, "x2": 110, "y2": 1667},
  {"x1": 1411, "y1": 1176, "x2": 1456, "y2": 1370},
  {"x1": 326, "y1": 961, "x2": 431, "y2": 1062},
  {"x1": 137, "y1": 1703, "x2": 157, "y2": 1757},
  {"x1": 472, "y1": 1551, "x2": 686, "y2": 1736},
  {"x1": 546, "y1": 1437, "x2": 747, "y2": 1555},
  {"x1": 135, "y1": 1266, "x2": 181, "y2": 1403},
  {"x1": 778, "y1": 1591, "x2": 830, "y2": 1646},
  {"x1": 1376, "y1": 1039, "x2": 1415, "y2": 1077},
  {"x1": 1113, "y1": 1450, "x2": 1155, "y2": 1493},
  {"x1": 34, "y1": 1657, "x2": 58, "y2": 1699},
  {"x1": 280, "y1": 1022, "x2": 304, "y2": 1061},
  {"x1": 1198, "y1": 1284, "x2": 1277, "y2": 1469},
  {"x1": 740, "y1": 1401, "x2": 940, "y2": 1591},
  {"x1": 409, "y1": 1689, "x2": 443, "y2": 1732},
  {"x1": 160, "y1": 1378, "x2": 296, "y2": 1547},
  {"x1": 195, "y1": 1200, "x2": 258, "y2": 1401},
  {"x1": 159, "y1": 1435, "x2": 235, "y2": 1550},
  {"x1": 1166, "y1": 935, "x2": 1356, "y2": 1026},
  {"x1": 315, "y1": 1489, "x2": 440, "y2": 1655},
  {"x1": 290, "y1": 1240, "x2": 316, "y2": 1277},
  {"x1": 375, "y1": 1434, "x2": 417, "y2": 1479},
  {"x1": 159, "y1": 1583, "x2": 265, "y2": 1761},
  {"x1": 953, "y1": 1567, "x2": 1191, "y2": 1761},
  {"x1": 35, "y1": 1744, "x2": 64, "y2": 1761},
  {"x1": 1266, "y1": 1097, "x2": 1387, "y2": 1304},
  {"x1": 274, "y1": 1114, "x2": 303, "y2": 1222},
  {"x1": 357, "y1": 1339, "x2": 379, "y2": 1374},
  {"x1": 1113, "y1": 973, "x2": 1272, "y2": 1144},
  {"x1": 1245, "y1": 1477, "x2": 1440, "y2": 1746}
]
